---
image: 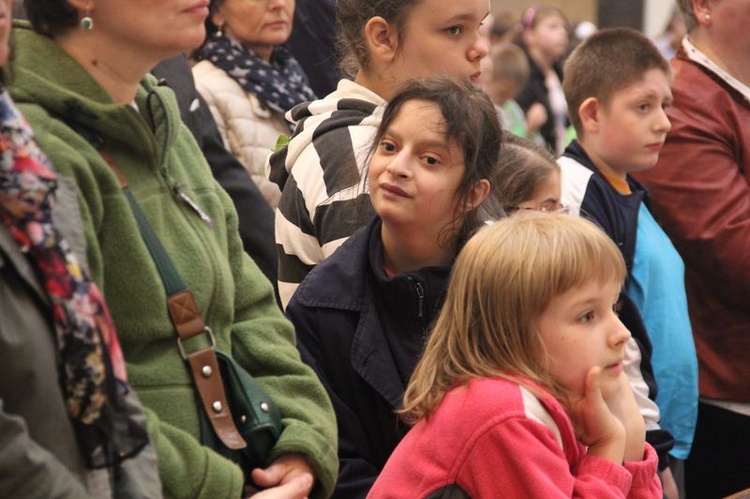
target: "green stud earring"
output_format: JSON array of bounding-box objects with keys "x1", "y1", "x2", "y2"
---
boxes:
[{"x1": 80, "y1": 16, "x2": 93, "y2": 30}]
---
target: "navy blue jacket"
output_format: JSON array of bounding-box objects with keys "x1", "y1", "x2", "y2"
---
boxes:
[
  {"x1": 287, "y1": 217, "x2": 450, "y2": 498},
  {"x1": 560, "y1": 140, "x2": 674, "y2": 469},
  {"x1": 287, "y1": 0, "x2": 340, "y2": 97}
]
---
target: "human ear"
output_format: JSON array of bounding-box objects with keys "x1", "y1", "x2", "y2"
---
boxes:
[
  {"x1": 578, "y1": 97, "x2": 600, "y2": 135},
  {"x1": 210, "y1": 10, "x2": 226, "y2": 29},
  {"x1": 465, "y1": 179, "x2": 491, "y2": 211},
  {"x1": 692, "y1": 0, "x2": 712, "y2": 26},
  {"x1": 209, "y1": 4, "x2": 226, "y2": 29},
  {"x1": 363, "y1": 16, "x2": 399, "y2": 63},
  {"x1": 65, "y1": 0, "x2": 92, "y2": 14}
]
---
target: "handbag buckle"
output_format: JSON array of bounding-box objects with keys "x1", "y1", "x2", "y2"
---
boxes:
[{"x1": 177, "y1": 325, "x2": 217, "y2": 360}]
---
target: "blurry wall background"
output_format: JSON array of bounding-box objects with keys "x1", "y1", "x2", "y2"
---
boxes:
[{"x1": 491, "y1": 0, "x2": 677, "y2": 38}]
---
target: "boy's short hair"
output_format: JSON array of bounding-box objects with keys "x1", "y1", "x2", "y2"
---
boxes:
[
  {"x1": 563, "y1": 27, "x2": 671, "y2": 135},
  {"x1": 489, "y1": 43, "x2": 530, "y2": 87}
]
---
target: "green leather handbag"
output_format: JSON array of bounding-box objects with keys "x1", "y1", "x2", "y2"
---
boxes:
[{"x1": 198, "y1": 349, "x2": 283, "y2": 471}]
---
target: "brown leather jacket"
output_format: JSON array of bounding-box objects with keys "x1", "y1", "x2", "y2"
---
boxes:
[{"x1": 633, "y1": 47, "x2": 750, "y2": 402}]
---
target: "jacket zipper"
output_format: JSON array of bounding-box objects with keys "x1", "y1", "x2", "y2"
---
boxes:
[
  {"x1": 414, "y1": 280, "x2": 426, "y2": 343},
  {"x1": 147, "y1": 87, "x2": 213, "y2": 228}
]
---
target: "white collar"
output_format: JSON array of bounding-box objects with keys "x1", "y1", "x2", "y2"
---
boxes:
[{"x1": 682, "y1": 37, "x2": 750, "y2": 104}]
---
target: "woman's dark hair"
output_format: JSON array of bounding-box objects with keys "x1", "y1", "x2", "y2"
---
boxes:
[
  {"x1": 372, "y1": 76, "x2": 501, "y2": 246},
  {"x1": 24, "y1": 0, "x2": 79, "y2": 37}
]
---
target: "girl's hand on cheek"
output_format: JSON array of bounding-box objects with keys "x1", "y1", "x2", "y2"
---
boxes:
[
  {"x1": 602, "y1": 373, "x2": 646, "y2": 462},
  {"x1": 566, "y1": 366, "x2": 626, "y2": 464}
]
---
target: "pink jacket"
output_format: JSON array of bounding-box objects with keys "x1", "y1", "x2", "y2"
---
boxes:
[
  {"x1": 633, "y1": 48, "x2": 750, "y2": 402},
  {"x1": 368, "y1": 377, "x2": 661, "y2": 498}
]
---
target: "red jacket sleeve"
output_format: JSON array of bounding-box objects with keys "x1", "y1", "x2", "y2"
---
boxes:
[{"x1": 454, "y1": 417, "x2": 661, "y2": 498}]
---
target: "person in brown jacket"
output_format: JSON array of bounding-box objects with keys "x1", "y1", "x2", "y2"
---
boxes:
[{"x1": 632, "y1": 0, "x2": 750, "y2": 497}]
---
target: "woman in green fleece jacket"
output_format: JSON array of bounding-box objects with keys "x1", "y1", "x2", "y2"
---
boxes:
[{"x1": 7, "y1": 1, "x2": 337, "y2": 498}]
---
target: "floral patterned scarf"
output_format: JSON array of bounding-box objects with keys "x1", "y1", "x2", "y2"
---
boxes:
[
  {"x1": 197, "y1": 33, "x2": 316, "y2": 115},
  {"x1": 0, "y1": 87, "x2": 147, "y2": 468}
]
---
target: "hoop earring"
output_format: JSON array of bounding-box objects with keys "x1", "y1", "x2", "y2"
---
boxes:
[{"x1": 80, "y1": 10, "x2": 94, "y2": 30}]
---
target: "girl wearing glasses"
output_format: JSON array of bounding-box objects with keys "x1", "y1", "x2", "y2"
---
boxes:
[{"x1": 491, "y1": 135, "x2": 564, "y2": 214}]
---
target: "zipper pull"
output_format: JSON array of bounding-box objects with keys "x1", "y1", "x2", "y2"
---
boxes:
[
  {"x1": 414, "y1": 281, "x2": 425, "y2": 319},
  {"x1": 172, "y1": 183, "x2": 213, "y2": 228}
]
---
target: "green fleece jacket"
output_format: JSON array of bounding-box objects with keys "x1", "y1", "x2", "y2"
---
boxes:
[{"x1": 6, "y1": 22, "x2": 337, "y2": 499}]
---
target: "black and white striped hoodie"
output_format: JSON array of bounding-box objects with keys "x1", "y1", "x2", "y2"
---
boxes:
[{"x1": 265, "y1": 79, "x2": 386, "y2": 308}]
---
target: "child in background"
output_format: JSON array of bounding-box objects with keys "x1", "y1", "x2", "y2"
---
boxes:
[
  {"x1": 488, "y1": 9, "x2": 520, "y2": 45},
  {"x1": 559, "y1": 27, "x2": 697, "y2": 498},
  {"x1": 515, "y1": 4, "x2": 570, "y2": 154},
  {"x1": 369, "y1": 213, "x2": 662, "y2": 498},
  {"x1": 286, "y1": 77, "x2": 499, "y2": 498},
  {"x1": 266, "y1": 0, "x2": 490, "y2": 308},
  {"x1": 482, "y1": 43, "x2": 546, "y2": 145},
  {"x1": 492, "y1": 135, "x2": 561, "y2": 213}
]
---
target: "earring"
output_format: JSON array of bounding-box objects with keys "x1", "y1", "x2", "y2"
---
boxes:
[
  {"x1": 216, "y1": 24, "x2": 224, "y2": 37},
  {"x1": 705, "y1": 14, "x2": 711, "y2": 20},
  {"x1": 80, "y1": 9, "x2": 93, "y2": 30}
]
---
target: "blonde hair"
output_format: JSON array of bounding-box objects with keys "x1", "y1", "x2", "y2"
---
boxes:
[{"x1": 401, "y1": 212, "x2": 626, "y2": 421}]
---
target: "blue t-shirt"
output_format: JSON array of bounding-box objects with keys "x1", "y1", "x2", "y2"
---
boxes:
[{"x1": 627, "y1": 203, "x2": 699, "y2": 459}]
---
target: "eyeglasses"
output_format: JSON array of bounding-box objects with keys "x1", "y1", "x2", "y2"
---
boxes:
[{"x1": 504, "y1": 202, "x2": 569, "y2": 214}]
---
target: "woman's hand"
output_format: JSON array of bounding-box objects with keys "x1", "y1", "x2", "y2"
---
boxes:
[
  {"x1": 244, "y1": 474, "x2": 312, "y2": 499},
  {"x1": 246, "y1": 454, "x2": 314, "y2": 499},
  {"x1": 567, "y1": 366, "x2": 626, "y2": 464}
]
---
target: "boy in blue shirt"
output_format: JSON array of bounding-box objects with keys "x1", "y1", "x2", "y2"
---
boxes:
[{"x1": 559, "y1": 27, "x2": 698, "y2": 498}]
